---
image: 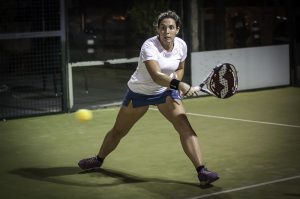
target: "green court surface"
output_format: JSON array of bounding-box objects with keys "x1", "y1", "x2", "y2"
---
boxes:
[{"x1": 0, "y1": 87, "x2": 299, "y2": 199}]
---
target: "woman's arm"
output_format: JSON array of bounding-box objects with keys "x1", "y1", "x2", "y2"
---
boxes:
[
  {"x1": 144, "y1": 60, "x2": 192, "y2": 95},
  {"x1": 175, "y1": 61, "x2": 185, "y2": 81},
  {"x1": 144, "y1": 60, "x2": 172, "y2": 87}
]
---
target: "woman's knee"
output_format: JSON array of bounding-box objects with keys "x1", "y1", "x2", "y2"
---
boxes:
[{"x1": 172, "y1": 114, "x2": 197, "y2": 136}]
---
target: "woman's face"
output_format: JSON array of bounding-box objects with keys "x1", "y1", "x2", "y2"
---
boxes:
[{"x1": 157, "y1": 18, "x2": 179, "y2": 49}]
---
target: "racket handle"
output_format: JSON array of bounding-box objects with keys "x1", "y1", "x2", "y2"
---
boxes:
[
  {"x1": 194, "y1": 83, "x2": 205, "y2": 91},
  {"x1": 195, "y1": 85, "x2": 215, "y2": 96},
  {"x1": 194, "y1": 86, "x2": 201, "y2": 91}
]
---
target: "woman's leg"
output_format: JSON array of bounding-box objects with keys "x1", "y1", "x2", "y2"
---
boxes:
[
  {"x1": 157, "y1": 97, "x2": 219, "y2": 185},
  {"x1": 98, "y1": 102, "x2": 149, "y2": 158},
  {"x1": 157, "y1": 97, "x2": 204, "y2": 167}
]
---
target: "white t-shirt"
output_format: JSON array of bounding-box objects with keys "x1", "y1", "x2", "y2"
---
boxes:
[{"x1": 127, "y1": 36, "x2": 187, "y2": 95}]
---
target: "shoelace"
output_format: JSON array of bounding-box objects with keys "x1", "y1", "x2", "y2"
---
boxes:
[{"x1": 200, "y1": 168, "x2": 212, "y2": 174}]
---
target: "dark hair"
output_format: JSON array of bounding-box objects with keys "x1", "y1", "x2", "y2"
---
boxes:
[{"x1": 155, "y1": 11, "x2": 181, "y2": 28}]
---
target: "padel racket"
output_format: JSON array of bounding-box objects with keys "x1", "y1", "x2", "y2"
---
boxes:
[{"x1": 194, "y1": 63, "x2": 238, "y2": 99}]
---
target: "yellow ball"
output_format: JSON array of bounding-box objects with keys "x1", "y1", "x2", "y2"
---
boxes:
[{"x1": 75, "y1": 109, "x2": 93, "y2": 121}]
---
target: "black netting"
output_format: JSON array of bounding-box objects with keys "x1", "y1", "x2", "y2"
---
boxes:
[
  {"x1": 0, "y1": 0, "x2": 60, "y2": 33},
  {"x1": 0, "y1": 37, "x2": 63, "y2": 119},
  {"x1": 0, "y1": 0, "x2": 64, "y2": 120}
]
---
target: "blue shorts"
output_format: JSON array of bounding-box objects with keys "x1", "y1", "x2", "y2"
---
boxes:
[{"x1": 122, "y1": 88, "x2": 182, "y2": 108}]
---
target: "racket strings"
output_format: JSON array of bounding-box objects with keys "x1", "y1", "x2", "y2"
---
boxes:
[
  {"x1": 208, "y1": 64, "x2": 238, "y2": 98},
  {"x1": 218, "y1": 66, "x2": 229, "y2": 98},
  {"x1": 199, "y1": 63, "x2": 238, "y2": 99}
]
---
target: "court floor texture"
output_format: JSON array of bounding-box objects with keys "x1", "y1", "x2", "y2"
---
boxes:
[{"x1": 0, "y1": 87, "x2": 299, "y2": 199}]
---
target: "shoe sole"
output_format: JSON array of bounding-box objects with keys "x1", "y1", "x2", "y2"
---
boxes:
[
  {"x1": 200, "y1": 177, "x2": 219, "y2": 185},
  {"x1": 78, "y1": 163, "x2": 101, "y2": 170}
]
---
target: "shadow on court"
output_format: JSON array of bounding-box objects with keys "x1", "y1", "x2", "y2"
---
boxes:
[
  {"x1": 9, "y1": 167, "x2": 230, "y2": 198},
  {"x1": 10, "y1": 167, "x2": 201, "y2": 187}
]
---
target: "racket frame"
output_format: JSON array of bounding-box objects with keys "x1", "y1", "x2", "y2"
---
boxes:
[{"x1": 196, "y1": 63, "x2": 238, "y2": 98}]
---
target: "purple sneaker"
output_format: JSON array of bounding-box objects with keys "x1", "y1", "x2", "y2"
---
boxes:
[
  {"x1": 78, "y1": 156, "x2": 103, "y2": 170},
  {"x1": 198, "y1": 167, "x2": 219, "y2": 185}
]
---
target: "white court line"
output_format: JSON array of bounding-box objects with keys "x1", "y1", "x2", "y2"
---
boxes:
[
  {"x1": 149, "y1": 108, "x2": 300, "y2": 128},
  {"x1": 186, "y1": 175, "x2": 300, "y2": 199},
  {"x1": 186, "y1": 112, "x2": 300, "y2": 128}
]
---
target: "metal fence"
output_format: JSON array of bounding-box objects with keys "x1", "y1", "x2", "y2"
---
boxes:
[{"x1": 0, "y1": 0, "x2": 66, "y2": 120}]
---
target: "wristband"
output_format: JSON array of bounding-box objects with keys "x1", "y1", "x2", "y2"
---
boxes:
[{"x1": 170, "y1": 79, "x2": 180, "y2": 90}]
